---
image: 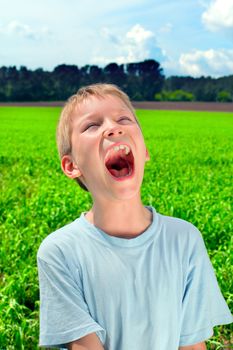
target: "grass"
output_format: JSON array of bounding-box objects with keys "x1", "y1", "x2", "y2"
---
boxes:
[{"x1": 0, "y1": 106, "x2": 232, "y2": 349}]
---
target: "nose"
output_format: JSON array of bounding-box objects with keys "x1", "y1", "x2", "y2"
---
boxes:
[{"x1": 103, "y1": 126, "x2": 124, "y2": 138}]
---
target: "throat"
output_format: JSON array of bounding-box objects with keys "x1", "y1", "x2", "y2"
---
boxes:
[
  {"x1": 85, "y1": 206, "x2": 152, "y2": 239},
  {"x1": 108, "y1": 158, "x2": 131, "y2": 178}
]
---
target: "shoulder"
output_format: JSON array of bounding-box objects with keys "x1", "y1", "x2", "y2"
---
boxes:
[
  {"x1": 155, "y1": 211, "x2": 205, "y2": 254},
  {"x1": 37, "y1": 216, "x2": 87, "y2": 265},
  {"x1": 155, "y1": 212, "x2": 210, "y2": 280},
  {"x1": 158, "y1": 212, "x2": 201, "y2": 238}
]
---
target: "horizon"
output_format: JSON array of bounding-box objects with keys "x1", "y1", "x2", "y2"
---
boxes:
[{"x1": 0, "y1": 61, "x2": 233, "y2": 79}]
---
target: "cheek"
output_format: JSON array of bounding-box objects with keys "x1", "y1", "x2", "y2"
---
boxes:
[
  {"x1": 135, "y1": 129, "x2": 147, "y2": 148},
  {"x1": 73, "y1": 135, "x2": 97, "y2": 163},
  {"x1": 76, "y1": 146, "x2": 101, "y2": 176},
  {"x1": 133, "y1": 125, "x2": 145, "y2": 140}
]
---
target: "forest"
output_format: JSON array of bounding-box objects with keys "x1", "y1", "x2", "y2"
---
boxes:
[{"x1": 0, "y1": 59, "x2": 232, "y2": 102}]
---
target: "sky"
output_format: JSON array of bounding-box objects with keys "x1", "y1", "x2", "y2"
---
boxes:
[{"x1": 0, "y1": 0, "x2": 233, "y2": 77}]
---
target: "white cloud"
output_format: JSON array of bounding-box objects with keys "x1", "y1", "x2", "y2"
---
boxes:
[
  {"x1": 126, "y1": 24, "x2": 154, "y2": 43},
  {"x1": 92, "y1": 24, "x2": 164, "y2": 65},
  {"x1": 123, "y1": 24, "x2": 158, "y2": 62},
  {"x1": 159, "y1": 23, "x2": 173, "y2": 33},
  {"x1": 0, "y1": 20, "x2": 51, "y2": 40},
  {"x1": 202, "y1": 0, "x2": 233, "y2": 31},
  {"x1": 179, "y1": 49, "x2": 233, "y2": 77}
]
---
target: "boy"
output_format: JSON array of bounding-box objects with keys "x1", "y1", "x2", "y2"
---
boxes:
[{"x1": 37, "y1": 83, "x2": 232, "y2": 350}]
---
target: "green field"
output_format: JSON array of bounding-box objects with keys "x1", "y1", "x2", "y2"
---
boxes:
[{"x1": 0, "y1": 106, "x2": 232, "y2": 349}]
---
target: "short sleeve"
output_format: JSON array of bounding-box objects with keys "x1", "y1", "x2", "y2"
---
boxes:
[
  {"x1": 179, "y1": 228, "x2": 232, "y2": 346},
  {"x1": 37, "y1": 243, "x2": 106, "y2": 348}
]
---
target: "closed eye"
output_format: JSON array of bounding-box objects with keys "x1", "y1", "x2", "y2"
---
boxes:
[
  {"x1": 83, "y1": 123, "x2": 100, "y2": 131},
  {"x1": 118, "y1": 116, "x2": 133, "y2": 123},
  {"x1": 82, "y1": 116, "x2": 133, "y2": 132}
]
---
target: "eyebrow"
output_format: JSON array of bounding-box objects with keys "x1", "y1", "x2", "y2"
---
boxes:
[{"x1": 79, "y1": 108, "x2": 132, "y2": 123}]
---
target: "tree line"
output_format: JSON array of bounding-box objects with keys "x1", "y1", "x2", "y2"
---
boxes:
[{"x1": 0, "y1": 60, "x2": 232, "y2": 102}]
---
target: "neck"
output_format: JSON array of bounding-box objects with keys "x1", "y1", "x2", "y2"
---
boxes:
[{"x1": 85, "y1": 194, "x2": 152, "y2": 238}]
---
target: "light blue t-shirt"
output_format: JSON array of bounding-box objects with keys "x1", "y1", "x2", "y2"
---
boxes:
[{"x1": 37, "y1": 206, "x2": 232, "y2": 349}]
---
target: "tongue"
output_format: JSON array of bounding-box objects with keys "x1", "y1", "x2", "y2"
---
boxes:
[
  {"x1": 106, "y1": 156, "x2": 131, "y2": 179},
  {"x1": 109, "y1": 167, "x2": 129, "y2": 178}
]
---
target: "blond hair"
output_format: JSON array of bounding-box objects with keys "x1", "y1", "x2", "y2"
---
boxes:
[{"x1": 56, "y1": 83, "x2": 138, "y2": 191}]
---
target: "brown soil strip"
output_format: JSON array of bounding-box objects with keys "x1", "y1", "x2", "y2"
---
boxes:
[
  {"x1": 0, "y1": 101, "x2": 65, "y2": 107},
  {"x1": 0, "y1": 101, "x2": 233, "y2": 112},
  {"x1": 132, "y1": 101, "x2": 233, "y2": 112}
]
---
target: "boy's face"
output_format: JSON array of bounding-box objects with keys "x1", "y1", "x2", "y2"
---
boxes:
[{"x1": 62, "y1": 95, "x2": 149, "y2": 201}]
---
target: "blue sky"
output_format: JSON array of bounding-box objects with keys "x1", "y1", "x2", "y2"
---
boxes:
[{"x1": 0, "y1": 0, "x2": 233, "y2": 77}]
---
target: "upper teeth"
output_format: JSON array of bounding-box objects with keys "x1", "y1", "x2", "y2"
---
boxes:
[{"x1": 113, "y1": 145, "x2": 130, "y2": 155}]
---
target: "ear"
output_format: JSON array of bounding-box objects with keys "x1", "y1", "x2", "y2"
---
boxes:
[
  {"x1": 145, "y1": 148, "x2": 150, "y2": 162},
  {"x1": 61, "y1": 155, "x2": 82, "y2": 179}
]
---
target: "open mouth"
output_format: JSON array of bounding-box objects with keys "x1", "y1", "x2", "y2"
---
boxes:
[{"x1": 105, "y1": 147, "x2": 134, "y2": 180}]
